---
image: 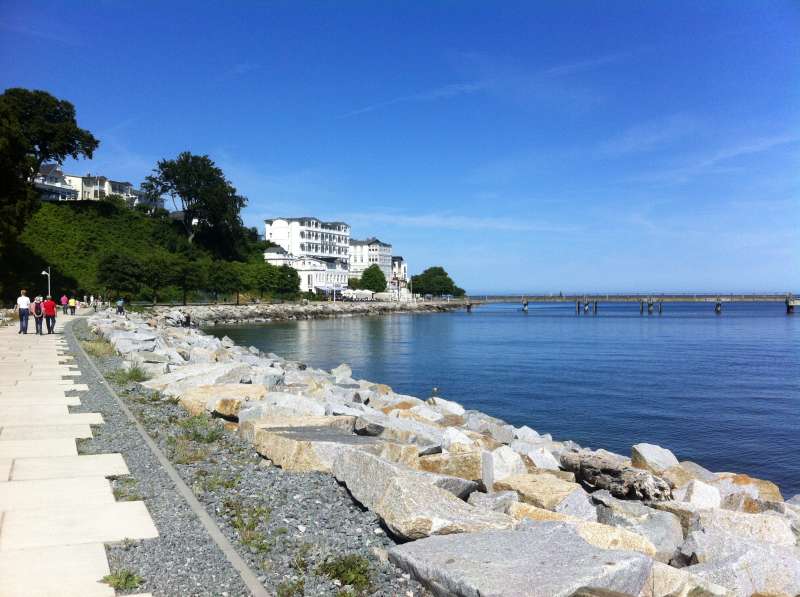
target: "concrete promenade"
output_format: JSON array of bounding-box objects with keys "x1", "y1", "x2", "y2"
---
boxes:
[{"x1": 0, "y1": 320, "x2": 157, "y2": 597}]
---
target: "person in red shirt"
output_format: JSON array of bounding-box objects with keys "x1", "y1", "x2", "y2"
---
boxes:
[{"x1": 42, "y1": 295, "x2": 58, "y2": 334}]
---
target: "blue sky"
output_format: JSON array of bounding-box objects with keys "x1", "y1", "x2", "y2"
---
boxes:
[{"x1": 2, "y1": 1, "x2": 798, "y2": 293}]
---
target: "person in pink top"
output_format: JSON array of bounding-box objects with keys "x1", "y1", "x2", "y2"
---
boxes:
[{"x1": 60, "y1": 294, "x2": 69, "y2": 315}]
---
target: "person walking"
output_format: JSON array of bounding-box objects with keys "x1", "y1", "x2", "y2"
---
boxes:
[
  {"x1": 14, "y1": 289, "x2": 30, "y2": 334},
  {"x1": 60, "y1": 294, "x2": 69, "y2": 314},
  {"x1": 31, "y1": 296, "x2": 45, "y2": 335},
  {"x1": 115, "y1": 297, "x2": 125, "y2": 315},
  {"x1": 42, "y1": 295, "x2": 57, "y2": 334},
  {"x1": 68, "y1": 296, "x2": 77, "y2": 315}
]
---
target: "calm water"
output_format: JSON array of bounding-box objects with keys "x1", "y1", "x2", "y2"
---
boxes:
[{"x1": 208, "y1": 302, "x2": 800, "y2": 496}]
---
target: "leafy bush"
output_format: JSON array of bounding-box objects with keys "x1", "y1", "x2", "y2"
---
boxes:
[
  {"x1": 177, "y1": 415, "x2": 223, "y2": 443},
  {"x1": 102, "y1": 569, "x2": 143, "y2": 590},
  {"x1": 317, "y1": 554, "x2": 371, "y2": 593},
  {"x1": 81, "y1": 339, "x2": 114, "y2": 357},
  {"x1": 105, "y1": 365, "x2": 150, "y2": 385}
]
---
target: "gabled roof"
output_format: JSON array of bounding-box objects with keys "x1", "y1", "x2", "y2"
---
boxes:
[{"x1": 351, "y1": 237, "x2": 391, "y2": 247}]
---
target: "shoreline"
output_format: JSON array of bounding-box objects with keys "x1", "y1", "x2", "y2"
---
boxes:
[
  {"x1": 83, "y1": 309, "x2": 800, "y2": 596},
  {"x1": 150, "y1": 301, "x2": 463, "y2": 327}
]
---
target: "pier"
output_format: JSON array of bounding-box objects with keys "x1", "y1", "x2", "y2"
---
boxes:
[{"x1": 461, "y1": 293, "x2": 798, "y2": 315}]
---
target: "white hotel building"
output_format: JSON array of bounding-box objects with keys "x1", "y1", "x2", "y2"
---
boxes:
[
  {"x1": 264, "y1": 217, "x2": 351, "y2": 293},
  {"x1": 349, "y1": 237, "x2": 393, "y2": 280}
]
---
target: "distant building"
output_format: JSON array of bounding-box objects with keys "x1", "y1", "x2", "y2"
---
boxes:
[
  {"x1": 263, "y1": 246, "x2": 348, "y2": 294},
  {"x1": 349, "y1": 237, "x2": 392, "y2": 280},
  {"x1": 34, "y1": 164, "x2": 162, "y2": 209},
  {"x1": 34, "y1": 164, "x2": 78, "y2": 202},
  {"x1": 392, "y1": 256, "x2": 408, "y2": 287},
  {"x1": 263, "y1": 219, "x2": 350, "y2": 294}
]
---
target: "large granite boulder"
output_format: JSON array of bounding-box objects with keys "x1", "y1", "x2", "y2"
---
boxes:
[
  {"x1": 464, "y1": 411, "x2": 515, "y2": 444},
  {"x1": 689, "y1": 507, "x2": 796, "y2": 547},
  {"x1": 467, "y1": 490, "x2": 519, "y2": 514},
  {"x1": 514, "y1": 425, "x2": 541, "y2": 444},
  {"x1": 389, "y1": 523, "x2": 654, "y2": 596},
  {"x1": 238, "y1": 415, "x2": 355, "y2": 442},
  {"x1": 237, "y1": 392, "x2": 326, "y2": 422},
  {"x1": 418, "y1": 451, "x2": 482, "y2": 483},
  {"x1": 562, "y1": 450, "x2": 672, "y2": 501},
  {"x1": 178, "y1": 383, "x2": 269, "y2": 418},
  {"x1": 673, "y1": 479, "x2": 721, "y2": 509},
  {"x1": 141, "y1": 362, "x2": 251, "y2": 396},
  {"x1": 710, "y1": 472, "x2": 783, "y2": 502},
  {"x1": 631, "y1": 443, "x2": 680, "y2": 475},
  {"x1": 332, "y1": 450, "x2": 507, "y2": 540},
  {"x1": 496, "y1": 473, "x2": 597, "y2": 521},
  {"x1": 353, "y1": 411, "x2": 443, "y2": 453},
  {"x1": 510, "y1": 440, "x2": 561, "y2": 470},
  {"x1": 661, "y1": 461, "x2": 717, "y2": 489},
  {"x1": 441, "y1": 427, "x2": 475, "y2": 452},
  {"x1": 426, "y1": 396, "x2": 465, "y2": 416},
  {"x1": 646, "y1": 562, "x2": 728, "y2": 597},
  {"x1": 592, "y1": 490, "x2": 684, "y2": 563},
  {"x1": 481, "y1": 445, "x2": 527, "y2": 489},
  {"x1": 252, "y1": 426, "x2": 417, "y2": 472},
  {"x1": 683, "y1": 537, "x2": 800, "y2": 596},
  {"x1": 511, "y1": 504, "x2": 656, "y2": 557}
]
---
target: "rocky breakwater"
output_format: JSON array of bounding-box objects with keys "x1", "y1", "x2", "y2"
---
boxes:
[
  {"x1": 152, "y1": 300, "x2": 462, "y2": 327},
  {"x1": 88, "y1": 310, "x2": 800, "y2": 597}
]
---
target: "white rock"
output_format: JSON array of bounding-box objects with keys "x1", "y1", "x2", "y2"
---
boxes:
[
  {"x1": 426, "y1": 396, "x2": 465, "y2": 417},
  {"x1": 441, "y1": 428, "x2": 475, "y2": 453},
  {"x1": 678, "y1": 479, "x2": 722, "y2": 509},
  {"x1": 631, "y1": 442, "x2": 680, "y2": 474},
  {"x1": 481, "y1": 445, "x2": 526, "y2": 490},
  {"x1": 514, "y1": 425, "x2": 540, "y2": 444}
]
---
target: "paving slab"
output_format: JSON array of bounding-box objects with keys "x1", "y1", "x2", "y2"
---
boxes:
[
  {"x1": 0, "y1": 438, "x2": 77, "y2": 459},
  {"x1": 0, "y1": 424, "x2": 93, "y2": 441},
  {"x1": 10, "y1": 453, "x2": 129, "y2": 481},
  {"x1": 0, "y1": 396, "x2": 80, "y2": 406},
  {"x1": 0, "y1": 500, "x2": 159, "y2": 550},
  {"x1": 0, "y1": 413, "x2": 103, "y2": 427},
  {"x1": 0, "y1": 542, "x2": 114, "y2": 597},
  {"x1": 0, "y1": 477, "x2": 115, "y2": 511},
  {"x1": 0, "y1": 404, "x2": 69, "y2": 418}
]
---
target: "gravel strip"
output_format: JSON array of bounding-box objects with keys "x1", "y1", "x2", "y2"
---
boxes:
[
  {"x1": 66, "y1": 319, "x2": 252, "y2": 597},
  {"x1": 71, "y1": 319, "x2": 431, "y2": 597}
]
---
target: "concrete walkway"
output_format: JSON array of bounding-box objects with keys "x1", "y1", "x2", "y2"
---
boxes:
[{"x1": 0, "y1": 322, "x2": 157, "y2": 597}]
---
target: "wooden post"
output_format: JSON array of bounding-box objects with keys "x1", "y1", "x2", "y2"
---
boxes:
[
  {"x1": 658, "y1": 302, "x2": 663, "y2": 315},
  {"x1": 640, "y1": 301, "x2": 644, "y2": 315},
  {"x1": 576, "y1": 300, "x2": 581, "y2": 315},
  {"x1": 593, "y1": 301, "x2": 598, "y2": 315}
]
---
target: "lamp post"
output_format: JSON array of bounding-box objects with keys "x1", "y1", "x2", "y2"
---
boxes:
[{"x1": 40, "y1": 267, "x2": 51, "y2": 296}]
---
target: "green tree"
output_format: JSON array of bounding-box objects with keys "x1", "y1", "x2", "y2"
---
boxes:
[
  {"x1": 206, "y1": 260, "x2": 241, "y2": 303},
  {"x1": 360, "y1": 264, "x2": 387, "y2": 293},
  {"x1": 143, "y1": 152, "x2": 247, "y2": 259},
  {"x1": 247, "y1": 262, "x2": 277, "y2": 298},
  {"x1": 276, "y1": 264, "x2": 300, "y2": 296},
  {"x1": 97, "y1": 254, "x2": 142, "y2": 297},
  {"x1": 347, "y1": 277, "x2": 361, "y2": 290},
  {"x1": 411, "y1": 266, "x2": 465, "y2": 297},
  {"x1": 173, "y1": 260, "x2": 206, "y2": 306},
  {"x1": 142, "y1": 253, "x2": 179, "y2": 304},
  {"x1": 0, "y1": 88, "x2": 98, "y2": 257}
]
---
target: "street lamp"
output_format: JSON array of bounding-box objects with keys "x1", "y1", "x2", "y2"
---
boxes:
[{"x1": 40, "y1": 267, "x2": 51, "y2": 296}]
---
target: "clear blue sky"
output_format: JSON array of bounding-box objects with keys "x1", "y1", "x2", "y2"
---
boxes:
[{"x1": 2, "y1": 1, "x2": 798, "y2": 293}]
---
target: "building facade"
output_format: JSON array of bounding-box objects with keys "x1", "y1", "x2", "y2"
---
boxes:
[
  {"x1": 34, "y1": 164, "x2": 78, "y2": 201},
  {"x1": 349, "y1": 237, "x2": 392, "y2": 280},
  {"x1": 391, "y1": 256, "x2": 408, "y2": 287},
  {"x1": 35, "y1": 164, "x2": 162, "y2": 209},
  {"x1": 263, "y1": 219, "x2": 351, "y2": 293}
]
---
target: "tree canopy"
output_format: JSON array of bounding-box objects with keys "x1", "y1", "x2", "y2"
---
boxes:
[
  {"x1": 359, "y1": 264, "x2": 387, "y2": 293},
  {"x1": 143, "y1": 152, "x2": 248, "y2": 259},
  {"x1": 0, "y1": 88, "x2": 98, "y2": 259},
  {"x1": 411, "y1": 266, "x2": 465, "y2": 297}
]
